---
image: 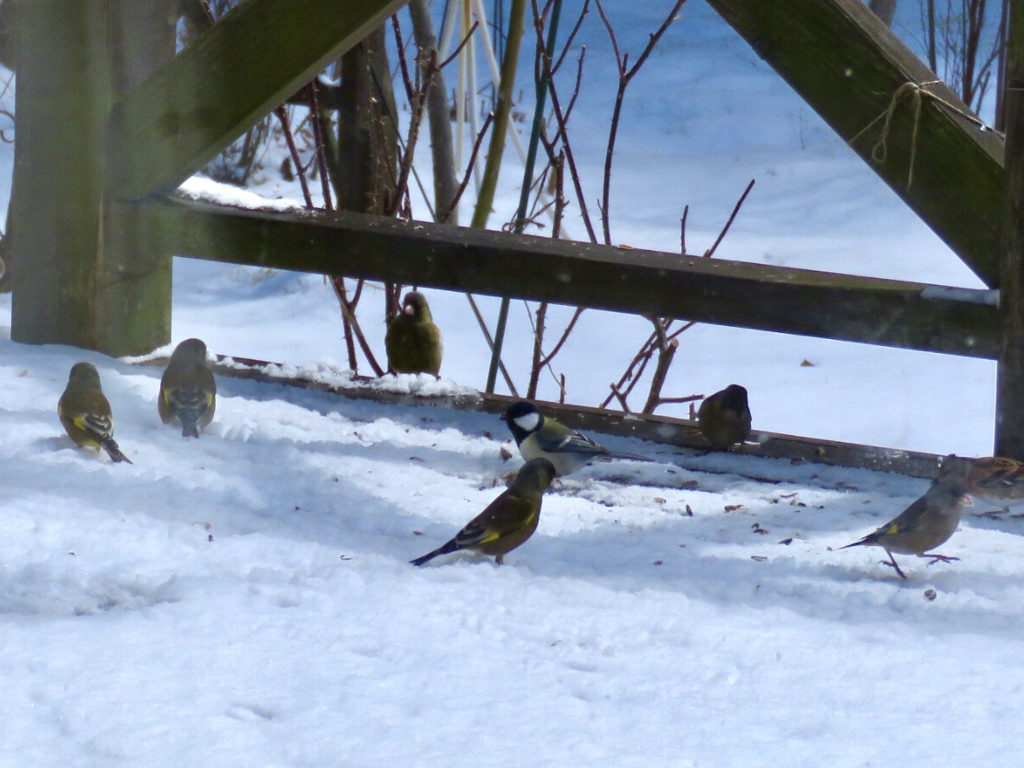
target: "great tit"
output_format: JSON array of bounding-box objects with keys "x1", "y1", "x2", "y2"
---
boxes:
[{"x1": 502, "y1": 400, "x2": 647, "y2": 476}]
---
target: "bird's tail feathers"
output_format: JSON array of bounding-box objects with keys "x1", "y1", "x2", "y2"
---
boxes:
[
  {"x1": 178, "y1": 411, "x2": 201, "y2": 438},
  {"x1": 838, "y1": 533, "x2": 877, "y2": 550},
  {"x1": 102, "y1": 437, "x2": 132, "y2": 464},
  {"x1": 606, "y1": 450, "x2": 652, "y2": 463},
  {"x1": 410, "y1": 538, "x2": 459, "y2": 566}
]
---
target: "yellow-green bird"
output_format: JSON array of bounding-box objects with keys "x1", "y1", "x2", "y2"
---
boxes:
[
  {"x1": 58, "y1": 362, "x2": 132, "y2": 464},
  {"x1": 411, "y1": 458, "x2": 556, "y2": 566},
  {"x1": 385, "y1": 291, "x2": 442, "y2": 376},
  {"x1": 839, "y1": 459, "x2": 973, "y2": 579},
  {"x1": 697, "y1": 384, "x2": 752, "y2": 449},
  {"x1": 159, "y1": 338, "x2": 217, "y2": 438}
]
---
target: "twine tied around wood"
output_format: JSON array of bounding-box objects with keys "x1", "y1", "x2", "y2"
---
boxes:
[{"x1": 849, "y1": 79, "x2": 995, "y2": 190}]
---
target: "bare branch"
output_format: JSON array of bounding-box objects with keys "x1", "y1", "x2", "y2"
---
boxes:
[
  {"x1": 439, "y1": 112, "x2": 495, "y2": 224},
  {"x1": 703, "y1": 178, "x2": 755, "y2": 258}
]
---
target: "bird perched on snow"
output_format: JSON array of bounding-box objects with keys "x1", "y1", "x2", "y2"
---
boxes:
[
  {"x1": 839, "y1": 459, "x2": 973, "y2": 579},
  {"x1": 159, "y1": 338, "x2": 217, "y2": 438},
  {"x1": 696, "y1": 384, "x2": 751, "y2": 449},
  {"x1": 385, "y1": 291, "x2": 442, "y2": 376},
  {"x1": 502, "y1": 400, "x2": 647, "y2": 477},
  {"x1": 411, "y1": 458, "x2": 556, "y2": 566},
  {"x1": 58, "y1": 362, "x2": 132, "y2": 464}
]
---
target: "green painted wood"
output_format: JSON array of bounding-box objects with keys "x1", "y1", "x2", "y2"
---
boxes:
[
  {"x1": 135, "y1": 196, "x2": 1000, "y2": 359},
  {"x1": 995, "y1": 1, "x2": 1024, "y2": 459},
  {"x1": 10, "y1": 0, "x2": 174, "y2": 355},
  {"x1": 107, "y1": 0, "x2": 408, "y2": 200},
  {"x1": 706, "y1": 0, "x2": 1005, "y2": 288},
  {"x1": 11, "y1": 0, "x2": 104, "y2": 347}
]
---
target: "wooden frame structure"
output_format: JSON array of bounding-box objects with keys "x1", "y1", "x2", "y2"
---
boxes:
[{"x1": 7, "y1": 0, "x2": 1022, "y2": 457}]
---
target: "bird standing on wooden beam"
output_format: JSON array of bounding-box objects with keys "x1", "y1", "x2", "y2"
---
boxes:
[
  {"x1": 385, "y1": 291, "x2": 443, "y2": 377},
  {"x1": 697, "y1": 384, "x2": 752, "y2": 449}
]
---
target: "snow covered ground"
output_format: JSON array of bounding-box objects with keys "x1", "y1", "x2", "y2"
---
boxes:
[{"x1": 1, "y1": 2, "x2": 1021, "y2": 766}]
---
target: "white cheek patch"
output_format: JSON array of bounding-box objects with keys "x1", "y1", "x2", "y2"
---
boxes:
[
  {"x1": 514, "y1": 412, "x2": 542, "y2": 432},
  {"x1": 404, "y1": 305, "x2": 415, "y2": 315}
]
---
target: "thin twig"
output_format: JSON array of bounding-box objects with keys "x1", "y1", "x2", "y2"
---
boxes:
[
  {"x1": 531, "y1": 1, "x2": 597, "y2": 242},
  {"x1": 308, "y1": 82, "x2": 335, "y2": 211},
  {"x1": 387, "y1": 51, "x2": 434, "y2": 217},
  {"x1": 274, "y1": 106, "x2": 313, "y2": 208},
  {"x1": 440, "y1": 112, "x2": 495, "y2": 224},
  {"x1": 704, "y1": 178, "x2": 754, "y2": 258},
  {"x1": 465, "y1": 293, "x2": 519, "y2": 396},
  {"x1": 331, "y1": 279, "x2": 386, "y2": 377},
  {"x1": 594, "y1": 0, "x2": 687, "y2": 245},
  {"x1": 680, "y1": 204, "x2": 688, "y2": 255}
]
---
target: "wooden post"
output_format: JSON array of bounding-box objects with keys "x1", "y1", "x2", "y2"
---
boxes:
[
  {"x1": 10, "y1": 0, "x2": 109, "y2": 348},
  {"x1": 706, "y1": 0, "x2": 1005, "y2": 287},
  {"x1": 10, "y1": 0, "x2": 174, "y2": 355},
  {"x1": 130, "y1": 196, "x2": 1002, "y2": 360},
  {"x1": 995, "y1": 1, "x2": 1024, "y2": 458}
]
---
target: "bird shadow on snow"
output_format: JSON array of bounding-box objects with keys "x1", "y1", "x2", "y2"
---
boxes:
[{"x1": 511, "y1": 508, "x2": 1024, "y2": 635}]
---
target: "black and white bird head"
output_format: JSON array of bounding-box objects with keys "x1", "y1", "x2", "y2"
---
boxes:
[{"x1": 502, "y1": 400, "x2": 543, "y2": 445}]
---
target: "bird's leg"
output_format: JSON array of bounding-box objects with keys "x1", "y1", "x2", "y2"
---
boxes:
[
  {"x1": 921, "y1": 553, "x2": 960, "y2": 565},
  {"x1": 495, "y1": 553, "x2": 505, "y2": 565},
  {"x1": 880, "y1": 550, "x2": 908, "y2": 580}
]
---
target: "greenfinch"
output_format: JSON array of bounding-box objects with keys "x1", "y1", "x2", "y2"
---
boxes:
[
  {"x1": 58, "y1": 362, "x2": 132, "y2": 464},
  {"x1": 697, "y1": 384, "x2": 752, "y2": 449},
  {"x1": 159, "y1": 338, "x2": 217, "y2": 438},
  {"x1": 840, "y1": 459, "x2": 973, "y2": 579},
  {"x1": 502, "y1": 400, "x2": 647, "y2": 476},
  {"x1": 385, "y1": 291, "x2": 442, "y2": 376},
  {"x1": 411, "y1": 458, "x2": 556, "y2": 566}
]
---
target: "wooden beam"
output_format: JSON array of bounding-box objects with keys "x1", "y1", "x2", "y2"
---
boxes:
[
  {"x1": 106, "y1": 0, "x2": 409, "y2": 200},
  {"x1": 995, "y1": 0, "x2": 1024, "y2": 459},
  {"x1": 134, "y1": 196, "x2": 1000, "y2": 359},
  {"x1": 135, "y1": 352, "x2": 949, "y2": 480},
  {"x1": 705, "y1": 0, "x2": 1005, "y2": 287}
]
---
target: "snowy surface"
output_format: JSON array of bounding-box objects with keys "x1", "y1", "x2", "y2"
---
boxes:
[
  {"x1": 1, "y1": 2, "x2": 1021, "y2": 766},
  {"x1": 3, "y1": 340, "x2": 1024, "y2": 767}
]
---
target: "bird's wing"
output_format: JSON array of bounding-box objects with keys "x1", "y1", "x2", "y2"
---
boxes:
[
  {"x1": 456, "y1": 493, "x2": 538, "y2": 548},
  {"x1": 537, "y1": 428, "x2": 606, "y2": 457},
  {"x1": 875, "y1": 497, "x2": 930, "y2": 536},
  {"x1": 59, "y1": 390, "x2": 116, "y2": 438},
  {"x1": 165, "y1": 385, "x2": 214, "y2": 411}
]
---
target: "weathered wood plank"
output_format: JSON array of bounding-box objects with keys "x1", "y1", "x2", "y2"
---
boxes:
[
  {"x1": 10, "y1": 0, "x2": 104, "y2": 348},
  {"x1": 136, "y1": 352, "x2": 947, "y2": 480},
  {"x1": 106, "y1": 0, "x2": 408, "y2": 199},
  {"x1": 10, "y1": 0, "x2": 174, "y2": 354},
  {"x1": 134, "y1": 196, "x2": 1000, "y2": 359},
  {"x1": 994, "y1": 2, "x2": 1024, "y2": 459},
  {"x1": 705, "y1": 0, "x2": 1005, "y2": 288}
]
